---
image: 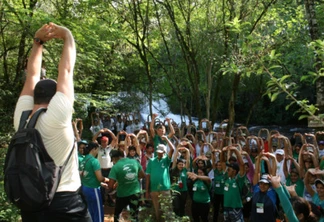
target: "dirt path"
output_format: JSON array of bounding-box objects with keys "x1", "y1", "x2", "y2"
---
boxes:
[{"x1": 103, "y1": 199, "x2": 221, "y2": 222}]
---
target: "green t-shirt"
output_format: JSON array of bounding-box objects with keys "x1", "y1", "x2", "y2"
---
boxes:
[
  {"x1": 78, "y1": 153, "x2": 84, "y2": 169},
  {"x1": 109, "y1": 158, "x2": 142, "y2": 197},
  {"x1": 146, "y1": 155, "x2": 171, "y2": 192},
  {"x1": 192, "y1": 179, "x2": 210, "y2": 203},
  {"x1": 170, "y1": 168, "x2": 188, "y2": 192},
  {"x1": 213, "y1": 170, "x2": 227, "y2": 195},
  {"x1": 223, "y1": 174, "x2": 245, "y2": 208},
  {"x1": 250, "y1": 155, "x2": 255, "y2": 164},
  {"x1": 320, "y1": 159, "x2": 324, "y2": 170},
  {"x1": 80, "y1": 155, "x2": 101, "y2": 188},
  {"x1": 285, "y1": 175, "x2": 304, "y2": 197}
]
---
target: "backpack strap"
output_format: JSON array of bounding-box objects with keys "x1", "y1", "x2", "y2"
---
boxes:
[
  {"x1": 61, "y1": 142, "x2": 75, "y2": 169},
  {"x1": 24, "y1": 107, "x2": 74, "y2": 168},
  {"x1": 26, "y1": 108, "x2": 47, "y2": 128},
  {"x1": 18, "y1": 110, "x2": 32, "y2": 130}
]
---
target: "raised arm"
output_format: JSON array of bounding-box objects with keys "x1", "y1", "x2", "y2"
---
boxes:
[
  {"x1": 72, "y1": 120, "x2": 80, "y2": 142},
  {"x1": 172, "y1": 146, "x2": 180, "y2": 169},
  {"x1": 77, "y1": 118, "x2": 83, "y2": 139},
  {"x1": 92, "y1": 128, "x2": 104, "y2": 142},
  {"x1": 166, "y1": 118, "x2": 175, "y2": 139},
  {"x1": 106, "y1": 129, "x2": 117, "y2": 147},
  {"x1": 137, "y1": 130, "x2": 149, "y2": 144},
  {"x1": 283, "y1": 157, "x2": 289, "y2": 178},
  {"x1": 265, "y1": 152, "x2": 277, "y2": 176},
  {"x1": 149, "y1": 113, "x2": 158, "y2": 138},
  {"x1": 303, "y1": 170, "x2": 316, "y2": 198},
  {"x1": 230, "y1": 147, "x2": 245, "y2": 176},
  {"x1": 162, "y1": 135, "x2": 174, "y2": 159},
  {"x1": 21, "y1": 25, "x2": 52, "y2": 97},
  {"x1": 253, "y1": 152, "x2": 263, "y2": 185},
  {"x1": 47, "y1": 23, "x2": 76, "y2": 104},
  {"x1": 130, "y1": 133, "x2": 141, "y2": 156}
]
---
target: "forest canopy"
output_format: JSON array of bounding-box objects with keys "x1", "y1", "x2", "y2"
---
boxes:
[{"x1": 1, "y1": 0, "x2": 324, "y2": 135}]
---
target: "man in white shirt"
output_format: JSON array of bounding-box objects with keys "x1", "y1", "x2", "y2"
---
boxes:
[
  {"x1": 14, "y1": 23, "x2": 91, "y2": 221},
  {"x1": 93, "y1": 129, "x2": 117, "y2": 206},
  {"x1": 275, "y1": 149, "x2": 289, "y2": 184}
]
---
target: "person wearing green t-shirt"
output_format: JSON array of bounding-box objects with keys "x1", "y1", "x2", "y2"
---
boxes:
[
  {"x1": 108, "y1": 149, "x2": 145, "y2": 222},
  {"x1": 270, "y1": 174, "x2": 318, "y2": 222},
  {"x1": 80, "y1": 142, "x2": 109, "y2": 222},
  {"x1": 211, "y1": 149, "x2": 227, "y2": 222},
  {"x1": 284, "y1": 156, "x2": 304, "y2": 197},
  {"x1": 170, "y1": 146, "x2": 190, "y2": 217},
  {"x1": 223, "y1": 147, "x2": 246, "y2": 222},
  {"x1": 146, "y1": 137, "x2": 174, "y2": 222},
  {"x1": 77, "y1": 140, "x2": 88, "y2": 169},
  {"x1": 187, "y1": 168, "x2": 211, "y2": 222},
  {"x1": 150, "y1": 113, "x2": 175, "y2": 156}
]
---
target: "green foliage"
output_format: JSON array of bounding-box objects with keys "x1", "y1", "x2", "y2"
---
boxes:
[{"x1": 0, "y1": 142, "x2": 20, "y2": 222}]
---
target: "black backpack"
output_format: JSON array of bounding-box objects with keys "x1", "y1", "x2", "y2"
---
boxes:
[{"x1": 4, "y1": 108, "x2": 74, "y2": 212}]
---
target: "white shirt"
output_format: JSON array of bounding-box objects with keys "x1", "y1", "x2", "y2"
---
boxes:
[
  {"x1": 276, "y1": 159, "x2": 290, "y2": 184},
  {"x1": 97, "y1": 145, "x2": 113, "y2": 169},
  {"x1": 14, "y1": 93, "x2": 80, "y2": 192}
]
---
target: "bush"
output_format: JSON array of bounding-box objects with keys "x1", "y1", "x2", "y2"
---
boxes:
[{"x1": 0, "y1": 146, "x2": 21, "y2": 222}]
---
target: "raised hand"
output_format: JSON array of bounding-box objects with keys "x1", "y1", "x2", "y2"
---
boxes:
[
  {"x1": 46, "y1": 22, "x2": 72, "y2": 40},
  {"x1": 34, "y1": 24, "x2": 53, "y2": 43},
  {"x1": 268, "y1": 175, "x2": 281, "y2": 188}
]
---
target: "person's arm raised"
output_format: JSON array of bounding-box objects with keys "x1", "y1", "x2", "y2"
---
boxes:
[
  {"x1": 167, "y1": 118, "x2": 175, "y2": 138},
  {"x1": 162, "y1": 135, "x2": 174, "y2": 158},
  {"x1": 21, "y1": 24, "x2": 52, "y2": 97},
  {"x1": 48, "y1": 22, "x2": 76, "y2": 104},
  {"x1": 150, "y1": 113, "x2": 157, "y2": 138}
]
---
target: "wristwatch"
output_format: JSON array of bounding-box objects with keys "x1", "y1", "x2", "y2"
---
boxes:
[{"x1": 34, "y1": 38, "x2": 44, "y2": 45}]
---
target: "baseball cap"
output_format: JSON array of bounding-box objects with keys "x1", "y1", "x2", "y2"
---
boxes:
[
  {"x1": 101, "y1": 136, "x2": 108, "y2": 142},
  {"x1": 226, "y1": 162, "x2": 239, "y2": 172},
  {"x1": 318, "y1": 141, "x2": 324, "y2": 145},
  {"x1": 315, "y1": 179, "x2": 324, "y2": 187},
  {"x1": 156, "y1": 144, "x2": 167, "y2": 153},
  {"x1": 275, "y1": 149, "x2": 284, "y2": 155},
  {"x1": 77, "y1": 140, "x2": 88, "y2": 146},
  {"x1": 259, "y1": 174, "x2": 271, "y2": 184}
]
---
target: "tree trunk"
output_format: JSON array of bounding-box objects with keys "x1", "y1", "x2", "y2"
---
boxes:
[
  {"x1": 227, "y1": 73, "x2": 241, "y2": 136},
  {"x1": 305, "y1": 0, "x2": 324, "y2": 113}
]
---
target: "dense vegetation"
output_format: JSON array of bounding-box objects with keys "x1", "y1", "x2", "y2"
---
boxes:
[{"x1": 1, "y1": 0, "x2": 324, "y2": 135}]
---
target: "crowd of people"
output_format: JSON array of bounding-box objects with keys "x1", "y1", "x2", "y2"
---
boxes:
[
  {"x1": 74, "y1": 112, "x2": 324, "y2": 222},
  {"x1": 15, "y1": 23, "x2": 324, "y2": 222}
]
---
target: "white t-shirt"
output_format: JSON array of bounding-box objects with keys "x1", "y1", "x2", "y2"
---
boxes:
[
  {"x1": 97, "y1": 145, "x2": 114, "y2": 169},
  {"x1": 90, "y1": 125, "x2": 101, "y2": 136},
  {"x1": 116, "y1": 121, "x2": 124, "y2": 132},
  {"x1": 14, "y1": 93, "x2": 80, "y2": 192},
  {"x1": 276, "y1": 159, "x2": 290, "y2": 184},
  {"x1": 195, "y1": 144, "x2": 209, "y2": 156},
  {"x1": 126, "y1": 124, "x2": 134, "y2": 134}
]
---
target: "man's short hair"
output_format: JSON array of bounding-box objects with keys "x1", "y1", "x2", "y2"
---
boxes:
[
  {"x1": 34, "y1": 79, "x2": 57, "y2": 104},
  {"x1": 110, "y1": 149, "x2": 124, "y2": 158}
]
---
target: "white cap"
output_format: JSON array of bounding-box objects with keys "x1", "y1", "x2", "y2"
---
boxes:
[
  {"x1": 156, "y1": 144, "x2": 167, "y2": 153},
  {"x1": 275, "y1": 149, "x2": 284, "y2": 155}
]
